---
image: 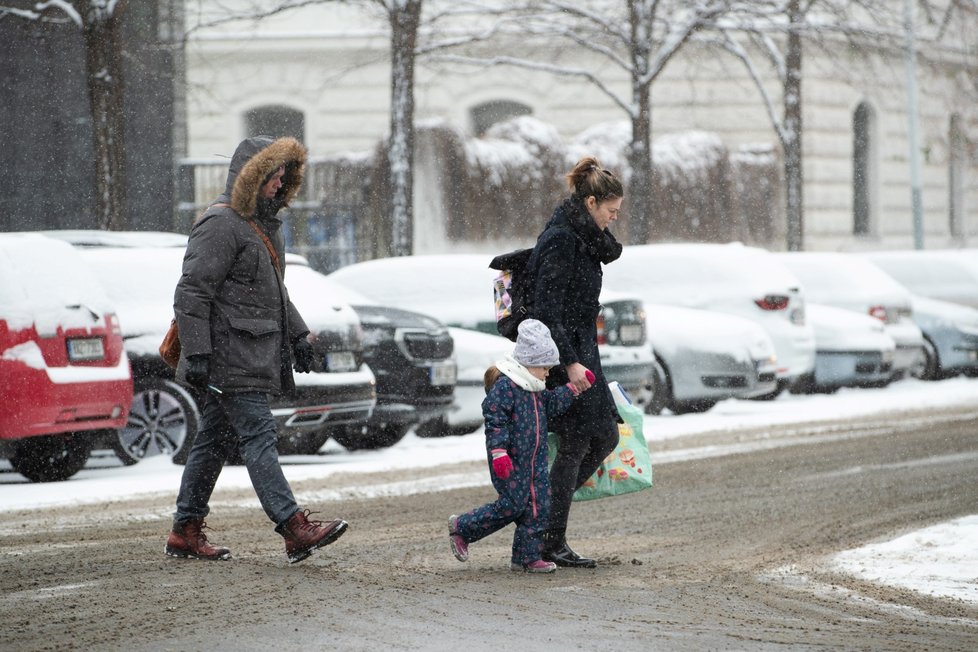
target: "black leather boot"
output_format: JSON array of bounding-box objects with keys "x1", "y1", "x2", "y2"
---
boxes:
[{"x1": 542, "y1": 533, "x2": 596, "y2": 568}]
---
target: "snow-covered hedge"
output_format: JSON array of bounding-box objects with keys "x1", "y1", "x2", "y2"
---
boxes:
[{"x1": 256, "y1": 116, "x2": 784, "y2": 265}]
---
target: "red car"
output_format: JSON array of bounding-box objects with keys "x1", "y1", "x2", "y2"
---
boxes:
[{"x1": 0, "y1": 233, "x2": 132, "y2": 482}]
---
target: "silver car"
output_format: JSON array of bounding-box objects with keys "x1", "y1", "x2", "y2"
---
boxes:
[
  {"x1": 907, "y1": 296, "x2": 978, "y2": 380},
  {"x1": 776, "y1": 252, "x2": 925, "y2": 381},
  {"x1": 862, "y1": 250, "x2": 978, "y2": 310},
  {"x1": 603, "y1": 244, "x2": 816, "y2": 395},
  {"x1": 794, "y1": 304, "x2": 896, "y2": 393},
  {"x1": 643, "y1": 303, "x2": 778, "y2": 414}
]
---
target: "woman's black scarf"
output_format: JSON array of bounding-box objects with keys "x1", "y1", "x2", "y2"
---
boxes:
[{"x1": 553, "y1": 196, "x2": 623, "y2": 265}]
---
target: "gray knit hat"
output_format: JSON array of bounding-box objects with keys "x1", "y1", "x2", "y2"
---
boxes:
[{"x1": 513, "y1": 319, "x2": 560, "y2": 367}]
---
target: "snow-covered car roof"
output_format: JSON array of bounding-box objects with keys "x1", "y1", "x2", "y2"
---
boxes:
[
  {"x1": 861, "y1": 250, "x2": 978, "y2": 309},
  {"x1": 643, "y1": 302, "x2": 776, "y2": 362},
  {"x1": 775, "y1": 252, "x2": 912, "y2": 308},
  {"x1": 0, "y1": 233, "x2": 115, "y2": 334},
  {"x1": 285, "y1": 254, "x2": 377, "y2": 307},
  {"x1": 41, "y1": 230, "x2": 188, "y2": 249},
  {"x1": 73, "y1": 238, "x2": 361, "y2": 343},
  {"x1": 605, "y1": 243, "x2": 803, "y2": 305},
  {"x1": 327, "y1": 254, "x2": 498, "y2": 329}
]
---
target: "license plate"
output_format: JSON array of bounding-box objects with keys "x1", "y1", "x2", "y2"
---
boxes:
[
  {"x1": 618, "y1": 324, "x2": 643, "y2": 344},
  {"x1": 429, "y1": 361, "x2": 457, "y2": 386},
  {"x1": 326, "y1": 351, "x2": 357, "y2": 372},
  {"x1": 67, "y1": 337, "x2": 105, "y2": 361}
]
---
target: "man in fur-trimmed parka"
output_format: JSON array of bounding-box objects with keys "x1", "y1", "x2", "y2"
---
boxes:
[{"x1": 165, "y1": 136, "x2": 349, "y2": 565}]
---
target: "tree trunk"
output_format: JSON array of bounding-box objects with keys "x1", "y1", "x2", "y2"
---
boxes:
[
  {"x1": 783, "y1": 0, "x2": 804, "y2": 251},
  {"x1": 82, "y1": 2, "x2": 129, "y2": 231},
  {"x1": 627, "y1": 106, "x2": 653, "y2": 245},
  {"x1": 626, "y1": 1, "x2": 653, "y2": 245},
  {"x1": 386, "y1": 0, "x2": 421, "y2": 257}
]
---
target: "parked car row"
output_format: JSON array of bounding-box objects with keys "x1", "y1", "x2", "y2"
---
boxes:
[
  {"x1": 327, "y1": 254, "x2": 662, "y2": 413},
  {"x1": 5, "y1": 229, "x2": 976, "y2": 484},
  {"x1": 1, "y1": 230, "x2": 465, "y2": 482}
]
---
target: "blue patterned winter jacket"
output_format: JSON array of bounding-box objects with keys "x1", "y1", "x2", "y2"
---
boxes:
[{"x1": 482, "y1": 376, "x2": 575, "y2": 477}]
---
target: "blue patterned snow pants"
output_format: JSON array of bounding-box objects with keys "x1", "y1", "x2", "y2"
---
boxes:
[{"x1": 453, "y1": 458, "x2": 551, "y2": 566}]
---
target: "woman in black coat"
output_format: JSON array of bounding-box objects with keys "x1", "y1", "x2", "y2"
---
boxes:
[{"x1": 528, "y1": 156, "x2": 624, "y2": 568}]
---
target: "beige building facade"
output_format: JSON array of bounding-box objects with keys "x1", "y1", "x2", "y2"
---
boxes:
[{"x1": 185, "y1": 1, "x2": 978, "y2": 253}]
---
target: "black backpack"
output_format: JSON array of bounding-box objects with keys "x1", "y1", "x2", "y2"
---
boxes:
[{"x1": 489, "y1": 248, "x2": 535, "y2": 341}]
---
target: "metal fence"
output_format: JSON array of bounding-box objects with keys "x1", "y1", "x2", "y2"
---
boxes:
[{"x1": 175, "y1": 157, "x2": 362, "y2": 274}]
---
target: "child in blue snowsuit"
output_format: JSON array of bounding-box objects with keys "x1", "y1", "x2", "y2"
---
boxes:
[{"x1": 448, "y1": 319, "x2": 593, "y2": 573}]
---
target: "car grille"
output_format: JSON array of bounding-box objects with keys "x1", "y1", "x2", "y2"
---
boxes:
[{"x1": 398, "y1": 330, "x2": 453, "y2": 361}]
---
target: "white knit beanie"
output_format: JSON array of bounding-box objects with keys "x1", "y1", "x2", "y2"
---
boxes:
[{"x1": 512, "y1": 319, "x2": 560, "y2": 367}]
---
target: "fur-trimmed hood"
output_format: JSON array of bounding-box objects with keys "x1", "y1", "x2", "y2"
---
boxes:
[{"x1": 221, "y1": 136, "x2": 307, "y2": 220}]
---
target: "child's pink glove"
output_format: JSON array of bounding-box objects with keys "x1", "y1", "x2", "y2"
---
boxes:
[
  {"x1": 491, "y1": 449, "x2": 513, "y2": 479},
  {"x1": 566, "y1": 369, "x2": 597, "y2": 396}
]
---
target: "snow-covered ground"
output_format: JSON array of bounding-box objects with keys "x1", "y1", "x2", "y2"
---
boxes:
[{"x1": 2, "y1": 376, "x2": 977, "y2": 606}]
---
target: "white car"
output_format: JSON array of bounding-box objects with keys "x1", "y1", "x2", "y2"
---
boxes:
[
  {"x1": 426, "y1": 327, "x2": 513, "y2": 436},
  {"x1": 644, "y1": 303, "x2": 779, "y2": 413},
  {"x1": 602, "y1": 243, "x2": 817, "y2": 393},
  {"x1": 328, "y1": 253, "x2": 660, "y2": 412},
  {"x1": 797, "y1": 304, "x2": 896, "y2": 393},
  {"x1": 775, "y1": 252, "x2": 925, "y2": 381}
]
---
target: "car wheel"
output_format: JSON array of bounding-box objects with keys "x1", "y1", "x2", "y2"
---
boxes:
[
  {"x1": 750, "y1": 378, "x2": 787, "y2": 401},
  {"x1": 645, "y1": 360, "x2": 670, "y2": 416},
  {"x1": 415, "y1": 417, "x2": 481, "y2": 438},
  {"x1": 788, "y1": 372, "x2": 817, "y2": 394},
  {"x1": 668, "y1": 399, "x2": 717, "y2": 415},
  {"x1": 276, "y1": 430, "x2": 332, "y2": 456},
  {"x1": 10, "y1": 434, "x2": 94, "y2": 482},
  {"x1": 115, "y1": 378, "x2": 200, "y2": 466},
  {"x1": 910, "y1": 339, "x2": 939, "y2": 381},
  {"x1": 332, "y1": 423, "x2": 410, "y2": 451}
]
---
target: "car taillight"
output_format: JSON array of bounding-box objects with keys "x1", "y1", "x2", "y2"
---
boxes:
[
  {"x1": 754, "y1": 295, "x2": 790, "y2": 311},
  {"x1": 105, "y1": 312, "x2": 122, "y2": 335},
  {"x1": 595, "y1": 313, "x2": 607, "y2": 345},
  {"x1": 868, "y1": 305, "x2": 888, "y2": 322}
]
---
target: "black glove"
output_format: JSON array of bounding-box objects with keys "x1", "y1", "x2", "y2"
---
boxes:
[
  {"x1": 185, "y1": 354, "x2": 211, "y2": 389},
  {"x1": 293, "y1": 337, "x2": 316, "y2": 374}
]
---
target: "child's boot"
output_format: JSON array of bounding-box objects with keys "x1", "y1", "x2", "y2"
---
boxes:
[
  {"x1": 511, "y1": 559, "x2": 557, "y2": 573},
  {"x1": 448, "y1": 515, "x2": 468, "y2": 562}
]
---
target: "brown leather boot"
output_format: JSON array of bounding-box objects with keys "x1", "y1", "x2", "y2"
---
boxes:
[
  {"x1": 276, "y1": 509, "x2": 348, "y2": 564},
  {"x1": 164, "y1": 519, "x2": 232, "y2": 560}
]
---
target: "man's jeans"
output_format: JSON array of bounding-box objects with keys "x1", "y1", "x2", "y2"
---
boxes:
[{"x1": 174, "y1": 391, "x2": 298, "y2": 527}]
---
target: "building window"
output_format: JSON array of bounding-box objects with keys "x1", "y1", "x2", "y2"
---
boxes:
[
  {"x1": 853, "y1": 102, "x2": 877, "y2": 236},
  {"x1": 949, "y1": 113, "x2": 965, "y2": 239},
  {"x1": 470, "y1": 100, "x2": 532, "y2": 136},
  {"x1": 244, "y1": 105, "x2": 305, "y2": 143}
]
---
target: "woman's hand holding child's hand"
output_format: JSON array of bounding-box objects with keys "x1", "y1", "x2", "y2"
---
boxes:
[
  {"x1": 491, "y1": 449, "x2": 513, "y2": 479},
  {"x1": 566, "y1": 367, "x2": 596, "y2": 396}
]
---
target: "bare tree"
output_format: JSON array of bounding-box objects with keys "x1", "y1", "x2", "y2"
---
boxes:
[
  {"x1": 2, "y1": 0, "x2": 129, "y2": 231},
  {"x1": 186, "y1": 0, "x2": 512, "y2": 257},
  {"x1": 374, "y1": 0, "x2": 422, "y2": 257},
  {"x1": 429, "y1": 0, "x2": 731, "y2": 244},
  {"x1": 716, "y1": 0, "x2": 976, "y2": 251}
]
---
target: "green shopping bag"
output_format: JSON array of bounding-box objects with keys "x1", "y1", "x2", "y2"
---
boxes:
[{"x1": 548, "y1": 382, "x2": 653, "y2": 502}]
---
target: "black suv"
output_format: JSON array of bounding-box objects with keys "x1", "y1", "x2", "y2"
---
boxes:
[{"x1": 332, "y1": 303, "x2": 456, "y2": 449}]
